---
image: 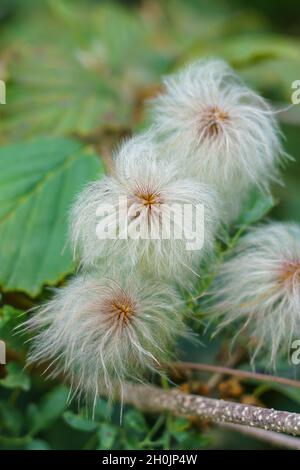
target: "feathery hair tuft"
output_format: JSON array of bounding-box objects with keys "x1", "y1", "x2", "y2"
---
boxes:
[
  {"x1": 150, "y1": 59, "x2": 288, "y2": 220},
  {"x1": 70, "y1": 135, "x2": 220, "y2": 282},
  {"x1": 210, "y1": 222, "x2": 300, "y2": 367},
  {"x1": 25, "y1": 271, "x2": 185, "y2": 404}
]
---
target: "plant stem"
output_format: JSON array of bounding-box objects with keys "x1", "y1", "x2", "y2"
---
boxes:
[
  {"x1": 112, "y1": 383, "x2": 300, "y2": 437},
  {"x1": 168, "y1": 361, "x2": 300, "y2": 390},
  {"x1": 218, "y1": 422, "x2": 300, "y2": 450}
]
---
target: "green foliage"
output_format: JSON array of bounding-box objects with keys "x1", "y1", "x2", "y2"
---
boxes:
[
  {"x1": 236, "y1": 190, "x2": 276, "y2": 227},
  {"x1": 0, "y1": 138, "x2": 103, "y2": 295},
  {"x1": 27, "y1": 386, "x2": 70, "y2": 434},
  {"x1": 0, "y1": 0, "x2": 300, "y2": 451},
  {"x1": 0, "y1": 305, "x2": 25, "y2": 351},
  {"x1": 97, "y1": 424, "x2": 118, "y2": 450},
  {"x1": 0, "y1": 1, "x2": 170, "y2": 140},
  {"x1": 63, "y1": 411, "x2": 99, "y2": 433},
  {"x1": 0, "y1": 362, "x2": 30, "y2": 391}
]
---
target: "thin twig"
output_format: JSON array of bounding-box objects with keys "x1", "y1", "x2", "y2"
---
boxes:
[
  {"x1": 218, "y1": 422, "x2": 300, "y2": 450},
  {"x1": 169, "y1": 361, "x2": 300, "y2": 390}
]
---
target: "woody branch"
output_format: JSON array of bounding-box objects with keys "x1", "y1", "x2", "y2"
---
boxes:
[{"x1": 117, "y1": 383, "x2": 300, "y2": 437}]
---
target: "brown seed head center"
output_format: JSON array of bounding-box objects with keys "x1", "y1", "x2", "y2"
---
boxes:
[
  {"x1": 135, "y1": 190, "x2": 162, "y2": 208},
  {"x1": 278, "y1": 261, "x2": 300, "y2": 284},
  {"x1": 200, "y1": 106, "x2": 230, "y2": 138},
  {"x1": 111, "y1": 300, "x2": 134, "y2": 322}
]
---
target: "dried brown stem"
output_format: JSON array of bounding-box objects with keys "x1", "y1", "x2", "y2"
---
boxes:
[
  {"x1": 169, "y1": 361, "x2": 300, "y2": 390},
  {"x1": 218, "y1": 423, "x2": 300, "y2": 449}
]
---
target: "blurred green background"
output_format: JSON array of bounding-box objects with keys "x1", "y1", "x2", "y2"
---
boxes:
[{"x1": 0, "y1": 0, "x2": 300, "y2": 450}]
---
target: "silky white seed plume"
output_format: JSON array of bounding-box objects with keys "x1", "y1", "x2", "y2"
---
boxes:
[
  {"x1": 210, "y1": 222, "x2": 300, "y2": 367},
  {"x1": 70, "y1": 135, "x2": 220, "y2": 282},
  {"x1": 25, "y1": 271, "x2": 184, "y2": 404},
  {"x1": 151, "y1": 59, "x2": 288, "y2": 220}
]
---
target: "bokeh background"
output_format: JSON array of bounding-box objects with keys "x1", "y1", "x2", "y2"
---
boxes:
[{"x1": 0, "y1": 0, "x2": 300, "y2": 450}]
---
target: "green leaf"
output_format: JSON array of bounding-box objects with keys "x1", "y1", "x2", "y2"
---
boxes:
[
  {"x1": 169, "y1": 417, "x2": 190, "y2": 436},
  {"x1": 0, "y1": 401, "x2": 24, "y2": 435},
  {"x1": 27, "y1": 385, "x2": 69, "y2": 434},
  {"x1": 173, "y1": 431, "x2": 212, "y2": 450},
  {"x1": 2, "y1": 47, "x2": 128, "y2": 139},
  {"x1": 0, "y1": 305, "x2": 25, "y2": 352},
  {"x1": 93, "y1": 399, "x2": 111, "y2": 421},
  {"x1": 256, "y1": 382, "x2": 300, "y2": 405},
  {"x1": 219, "y1": 35, "x2": 300, "y2": 67},
  {"x1": 236, "y1": 190, "x2": 276, "y2": 227},
  {"x1": 123, "y1": 408, "x2": 148, "y2": 434},
  {"x1": 0, "y1": 137, "x2": 103, "y2": 296},
  {"x1": 241, "y1": 58, "x2": 300, "y2": 102},
  {"x1": 181, "y1": 33, "x2": 300, "y2": 74},
  {"x1": 0, "y1": 362, "x2": 31, "y2": 391},
  {"x1": 26, "y1": 439, "x2": 51, "y2": 450},
  {"x1": 0, "y1": 3, "x2": 163, "y2": 140},
  {"x1": 63, "y1": 410, "x2": 99, "y2": 433},
  {"x1": 97, "y1": 423, "x2": 118, "y2": 450}
]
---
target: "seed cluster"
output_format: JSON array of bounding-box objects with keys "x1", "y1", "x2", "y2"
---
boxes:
[{"x1": 25, "y1": 58, "x2": 293, "y2": 404}]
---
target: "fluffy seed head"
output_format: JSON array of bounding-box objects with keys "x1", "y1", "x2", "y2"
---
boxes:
[
  {"x1": 150, "y1": 59, "x2": 287, "y2": 220},
  {"x1": 70, "y1": 135, "x2": 219, "y2": 282},
  {"x1": 25, "y1": 271, "x2": 184, "y2": 403},
  {"x1": 210, "y1": 222, "x2": 300, "y2": 367}
]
